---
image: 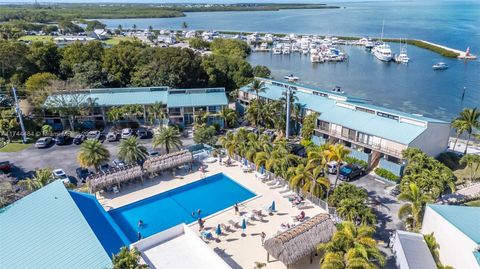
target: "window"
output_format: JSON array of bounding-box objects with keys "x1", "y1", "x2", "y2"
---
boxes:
[
  {"x1": 356, "y1": 106, "x2": 375, "y2": 114},
  {"x1": 242, "y1": 92, "x2": 248, "y2": 100},
  {"x1": 377, "y1": 111, "x2": 399, "y2": 120},
  {"x1": 208, "y1": 106, "x2": 217, "y2": 113},
  {"x1": 317, "y1": 120, "x2": 330, "y2": 131},
  {"x1": 184, "y1": 107, "x2": 193, "y2": 113},
  {"x1": 357, "y1": 132, "x2": 373, "y2": 145},
  {"x1": 313, "y1": 91, "x2": 328, "y2": 97},
  {"x1": 342, "y1": 127, "x2": 356, "y2": 140}
]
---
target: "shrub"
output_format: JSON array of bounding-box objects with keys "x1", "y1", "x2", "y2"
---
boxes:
[
  {"x1": 374, "y1": 168, "x2": 400, "y2": 182},
  {"x1": 345, "y1": 156, "x2": 368, "y2": 169},
  {"x1": 437, "y1": 152, "x2": 461, "y2": 170}
]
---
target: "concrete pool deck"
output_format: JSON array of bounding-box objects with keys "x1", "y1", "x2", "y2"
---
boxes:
[{"x1": 99, "y1": 160, "x2": 328, "y2": 269}]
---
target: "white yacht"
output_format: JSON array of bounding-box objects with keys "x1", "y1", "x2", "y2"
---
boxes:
[
  {"x1": 272, "y1": 44, "x2": 282, "y2": 55},
  {"x1": 282, "y1": 44, "x2": 291, "y2": 54},
  {"x1": 310, "y1": 52, "x2": 324, "y2": 63},
  {"x1": 394, "y1": 39, "x2": 410, "y2": 64},
  {"x1": 373, "y1": 43, "x2": 393, "y2": 62},
  {"x1": 365, "y1": 39, "x2": 375, "y2": 49}
]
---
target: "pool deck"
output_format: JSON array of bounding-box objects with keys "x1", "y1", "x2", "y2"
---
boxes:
[{"x1": 98, "y1": 160, "x2": 327, "y2": 269}]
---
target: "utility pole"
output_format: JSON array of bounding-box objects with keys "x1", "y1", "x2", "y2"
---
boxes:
[
  {"x1": 285, "y1": 86, "x2": 291, "y2": 139},
  {"x1": 12, "y1": 86, "x2": 27, "y2": 144}
]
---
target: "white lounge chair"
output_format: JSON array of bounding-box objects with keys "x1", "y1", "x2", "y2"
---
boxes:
[
  {"x1": 242, "y1": 165, "x2": 252, "y2": 173},
  {"x1": 266, "y1": 179, "x2": 278, "y2": 186},
  {"x1": 296, "y1": 201, "x2": 313, "y2": 210},
  {"x1": 269, "y1": 181, "x2": 285, "y2": 189}
]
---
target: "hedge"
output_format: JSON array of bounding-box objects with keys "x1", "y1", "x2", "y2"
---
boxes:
[
  {"x1": 374, "y1": 168, "x2": 400, "y2": 182},
  {"x1": 345, "y1": 156, "x2": 368, "y2": 169}
]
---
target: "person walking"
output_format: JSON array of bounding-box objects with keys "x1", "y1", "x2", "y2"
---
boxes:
[
  {"x1": 260, "y1": 232, "x2": 266, "y2": 246},
  {"x1": 234, "y1": 203, "x2": 239, "y2": 215}
]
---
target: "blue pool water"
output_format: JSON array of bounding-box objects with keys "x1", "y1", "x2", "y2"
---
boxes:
[{"x1": 109, "y1": 173, "x2": 256, "y2": 242}]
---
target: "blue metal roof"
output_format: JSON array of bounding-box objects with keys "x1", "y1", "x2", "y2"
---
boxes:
[
  {"x1": 427, "y1": 204, "x2": 480, "y2": 243},
  {"x1": 0, "y1": 181, "x2": 117, "y2": 269},
  {"x1": 44, "y1": 86, "x2": 228, "y2": 108},
  {"x1": 241, "y1": 82, "x2": 430, "y2": 145}
]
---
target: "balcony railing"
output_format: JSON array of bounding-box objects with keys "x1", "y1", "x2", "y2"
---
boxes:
[{"x1": 315, "y1": 128, "x2": 405, "y2": 158}]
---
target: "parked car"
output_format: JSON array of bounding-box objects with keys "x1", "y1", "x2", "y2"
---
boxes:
[
  {"x1": 35, "y1": 137, "x2": 52, "y2": 148},
  {"x1": 86, "y1": 130, "x2": 101, "y2": 140},
  {"x1": 53, "y1": 169, "x2": 70, "y2": 184},
  {"x1": 106, "y1": 131, "x2": 119, "y2": 142},
  {"x1": 113, "y1": 159, "x2": 125, "y2": 168},
  {"x1": 137, "y1": 127, "x2": 148, "y2": 139},
  {"x1": 75, "y1": 167, "x2": 91, "y2": 183},
  {"x1": 338, "y1": 164, "x2": 365, "y2": 182},
  {"x1": 327, "y1": 161, "x2": 338, "y2": 174},
  {"x1": 121, "y1": 128, "x2": 133, "y2": 139},
  {"x1": 148, "y1": 151, "x2": 160, "y2": 157},
  {"x1": 73, "y1": 134, "x2": 86, "y2": 145},
  {"x1": 0, "y1": 161, "x2": 12, "y2": 173},
  {"x1": 100, "y1": 163, "x2": 110, "y2": 173},
  {"x1": 55, "y1": 132, "x2": 71, "y2": 145}
]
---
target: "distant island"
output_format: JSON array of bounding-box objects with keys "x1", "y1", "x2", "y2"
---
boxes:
[{"x1": 0, "y1": 3, "x2": 341, "y2": 21}]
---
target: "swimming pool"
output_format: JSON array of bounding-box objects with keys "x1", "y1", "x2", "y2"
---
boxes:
[{"x1": 109, "y1": 173, "x2": 256, "y2": 242}]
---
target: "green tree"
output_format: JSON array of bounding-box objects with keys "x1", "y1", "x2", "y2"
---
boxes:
[
  {"x1": 41, "y1": 124, "x2": 53, "y2": 136},
  {"x1": 451, "y1": 118, "x2": 468, "y2": 151},
  {"x1": 252, "y1": 65, "x2": 271, "y2": 78},
  {"x1": 102, "y1": 41, "x2": 147, "y2": 86},
  {"x1": 318, "y1": 222, "x2": 385, "y2": 269},
  {"x1": 132, "y1": 47, "x2": 207, "y2": 88},
  {"x1": 424, "y1": 233, "x2": 441, "y2": 266},
  {"x1": 152, "y1": 126, "x2": 182, "y2": 154},
  {"x1": 300, "y1": 112, "x2": 319, "y2": 140},
  {"x1": 28, "y1": 41, "x2": 60, "y2": 74},
  {"x1": 398, "y1": 182, "x2": 432, "y2": 231},
  {"x1": 0, "y1": 109, "x2": 19, "y2": 143},
  {"x1": 25, "y1": 72, "x2": 58, "y2": 105},
  {"x1": 210, "y1": 38, "x2": 251, "y2": 58},
  {"x1": 248, "y1": 79, "x2": 266, "y2": 99},
  {"x1": 326, "y1": 143, "x2": 350, "y2": 189},
  {"x1": 189, "y1": 38, "x2": 210, "y2": 50},
  {"x1": 460, "y1": 154, "x2": 480, "y2": 181},
  {"x1": 112, "y1": 247, "x2": 148, "y2": 269},
  {"x1": 245, "y1": 99, "x2": 263, "y2": 127},
  {"x1": 456, "y1": 108, "x2": 479, "y2": 154},
  {"x1": 202, "y1": 54, "x2": 253, "y2": 91},
  {"x1": 72, "y1": 60, "x2": 112, "y2": 88},
  {"x1": 193, "y1": 124, "x2": 217, "y2": 146},
  {"x1": 77, "y1": 139, "x2": 111, "y2": 171},
  {"x1": 18, "y1": 168, "x2": 54, "y2": 192},
  {"x1": 148, "y1": 102, "x2": 166, "y2": 124},
  {"x1": 60, "y1": 41, "x2": 104, "y2": 78},
  {"x1": 336, "y1": 198, "x2": 376, "y2": 225},
  {"x1": 289, "y1": 163, "x2": 330, "y2": 198},
  {"x1": 0, "y1": 40, "x2": 32, "y2": 81},
  {"x1": 328, "y1": 183, "x2": 367, "y2": 207},
  {"x1": 107, "y1": 106, "x2": 123, "y2": 123},
  {"x1": 218, "y1": 107, "x2": 237, "y2": 128},
  {"x1": 118, "y1": 136, "x2": 148, "y2": 164},
  {"x1": 58, "y1": 20, "x2": 84, "y2": 34}
]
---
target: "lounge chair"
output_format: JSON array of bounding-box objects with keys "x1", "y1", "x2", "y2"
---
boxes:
[
  {"x1": 112, "y1": 186, "x2": 119, "y2": 194},
  {"x1": 228, "y1": 219, "x2": 240, "y2": 228},
  {"x1": 242, "y1": 165, "x2": 252, "y2": 173},
  {"x1": 269, "y1": 181, "x2": 284, "y2": 189},
  {"x1": 221, "y1": 223, "x2": 233, "y2": 232},
  {"x1": 296, "y1": 201, "x2": 313, "y2": 210},
  {"x1": 255, "y1": 172, "x2": 267, "y2": 180},
  {"x1": 266, "y1": 179, "x2": 278, "y2": 186}
]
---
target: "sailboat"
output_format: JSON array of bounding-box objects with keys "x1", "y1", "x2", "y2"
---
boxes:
[
  {"x1": 372, "y1": 21, "x2": 393, "y2": 62},
  {"x1": 395, "y1": 38, "x2": 410, "y2": 64}
]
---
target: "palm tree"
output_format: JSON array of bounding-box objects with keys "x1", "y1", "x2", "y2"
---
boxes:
[
  {"x1": 451, "y1": 119, "x2": 468, "y2": 151},
  {"x1": 112, "y1": 247, "x2": 148, "y2": 269},
  {"x1": 148, "y1": 102, "x2": 166, "y2": 125},
  {"x1": 41, "y1": 124, "x2": 53, "y2": 136},
  {"x1": 218, "y1": 107, "x2": 237, "y2": 128},
  {"x1": 289, "y1": 164, "x2": 330, "y2": 198},
  {"x1": 317, "y1": 222, "x2": 385, "y2": 269},
  {"x1": 152, "y1": 126, "x2": 182, "y2": 154},
  {"x1": 18, "y1": 168, "x2": 54, "y2": 192},
  {"x1": 219, "y1": 131, "x2": 236, "y2": 156},
  {"x1": 336, "y1": 198, "x2": 376, "y2": 225},
  {"x1": 245, "y1": 99, "x2": 263, "y2": 127},
  {"x1": 460, "y1": 154, "x2": 480, "y2": 181},
  {"x1": 456, "y1": 108, "x2": 480, "y2": 154},
  {"x1": 326, "y1": 144, "x2": 350, "y2": 189},
  {"x1": 77, "y1": 139, "x2": 110, "y2": 171},
  {"x1": 398, "y1": 182, "x2": 432, "y2": 231},
  {"x1": 248, "y1": 79, "x2": 266, "y2": 99},
  {"x1": 118, "y1": 137, "x2": 148, "y2": 164},
  {"x1": 424, "y1": 233, "x2": 441, "y2": 265},
  {"x1": 107, "y1": 107, "x2": 123, "y2": 123}
]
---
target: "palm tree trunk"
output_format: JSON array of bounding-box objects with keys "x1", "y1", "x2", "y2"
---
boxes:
[
  {"x1": 334, "y1": 167, "x2": 340, "y2": 189},
  {"x1": 166, "y1": 144, "x2": 170, "y2": 154},
  {"x1": 464, "y1": 133, "x2": 471, "y2": 154},
  {"x1": 452, "y1": 133, "x2": 460, "y2": 151},
  {"x1": 69, "y1": 115, "x2": 75, "y2": 131}
]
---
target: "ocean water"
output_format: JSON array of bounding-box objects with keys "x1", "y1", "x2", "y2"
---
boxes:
[
  {"x1": 109, "y1": 173, "x2": 255, "y2": 242},
  {"x1": 100, "y1": 0, "x2": 480, "y2": 120}
]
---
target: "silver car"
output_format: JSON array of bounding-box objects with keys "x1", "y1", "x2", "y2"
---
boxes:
[
  {"x1": 35, "y1": 137, "x2": 52, "y2": 148},
  {"x1": 86, "y1": 130, "x2": 101, "y2": 140},
  {"x1": 121, "y1": 128, "x2": 133, "y2": 139}
]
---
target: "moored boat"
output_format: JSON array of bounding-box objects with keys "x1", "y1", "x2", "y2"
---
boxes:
[{"x1": 432, "y1": 62, "x2": 448, "y2": 70}]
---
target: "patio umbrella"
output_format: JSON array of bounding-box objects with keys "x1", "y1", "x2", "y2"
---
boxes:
[
  {"x1": 216, "y1": 224, "x2": 222, "y2": 236},
  {"x1": 270, "y1": 201, "x2": 276, "y2": 212},
  {"x1": 241, "y1": 218, "x2": 247, "y2": 236},
  {"x1": 243, "y1": 158, "x2": 248, "y2": 166},
  {"x1": 260, "y1": 165, "x2": 265, "y2": 174}
]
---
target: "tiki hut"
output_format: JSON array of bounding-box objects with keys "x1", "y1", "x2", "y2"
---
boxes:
[
  {"x1": 263, "y1": 214, "x2": 336, "y2": 266},
  {"x1": 88, "y1": 164, "x2": 144, "y2": 193},
  {"x1": 143, "y1": 150, "x2": 193, "y2": 174}
]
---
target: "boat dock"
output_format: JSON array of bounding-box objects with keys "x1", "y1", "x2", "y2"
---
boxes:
[{"x1": 418, "y1": 40, "x2": 477, "y2": 60}]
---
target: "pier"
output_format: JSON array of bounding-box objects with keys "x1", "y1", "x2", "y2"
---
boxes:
[{"x1": 418, "y1": 40, "x2": 477, "y2": 60}]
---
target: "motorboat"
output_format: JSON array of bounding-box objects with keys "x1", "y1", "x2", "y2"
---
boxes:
[
  {"x1": 272, "y1": 44, "x2": 282, "y2": 55},
  {"x1": 365, "y1": 39, "x2": 375, "y2": 49},
  {"x1": 310, "y1": 53, "x2": 324, "y2": 63},
  {"x1": 284, "y1": 74, "x2": 299, "y2": 82},
  {"x1": 373, "y1": 43, "x2": 393, "y2": 62},
  {"x1": 394, "y1": 38, "x2": 410, "y2": 63},
  {"x1": 282, "y1": 45, "x2": 291, "y2": 54},
  {"x1": 331, "y1": 86, "x2": 344, "y2": 94},
  {"x1": 432, "y1": 62, "x2": 448, "y2": 70}
]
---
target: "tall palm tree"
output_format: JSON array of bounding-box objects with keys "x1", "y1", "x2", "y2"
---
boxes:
[
  {"x1": 18, "y1": 168, "x2": 54, "y2": 192},
  {"x1": 248, "y1": 79, "x2": 266, "y2": 99},
  {"x1": 326, "y1": 144, "x2": 351, "y2": 189},
  {"x1": 456, "y1": 107, "x2": 480, "y2": 154},
  {"x1": 289, "y1": 164, "x2": 330, "y2": 198},
  {"x1": 148, "y1": 101, "x2": 165, "y2": 125},
  {"x1": 451, "y1": 119, "x2": 468, "y2": 151},
  {"x1": 336, "y1": 198, "x2": 376, "y2": 225},
  {"x1": 77, "y1": 139, "x2": 110, "y2": 171},
  {"x1": 118, "y1": 137, "x2": 148, "y2": 164},
  {"x1": 112, "y1": 247, "x2": 148, "y2": 269},
  {"x1": 460, "y1": 154, "x2": 480, "y2": 181},
  {"x1": 152, "y1": 126, "x2": 182, "y2": 154},
  {"x1": 317, "y1": 222, "x2": 385, "y2": 269},
  {"x1": 245, "y1": 99, "x2": 263, "y2": 127},
  {"x1": 398, "y1": 182, "x2": 432, "y2": 231},
  {"x1": 218, "y1": 107, "x2": 237, "y2": 129}
]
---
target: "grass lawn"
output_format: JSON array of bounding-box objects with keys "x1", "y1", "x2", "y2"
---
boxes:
[
  {"x1": 18, "y1": 35, "x2": 54, "y2": 42},
  {"x1": 465, "y1": 200, "x2": 480, "y2": 207},
  {"x1": 0, "y1": 142, "x2": 32, "y2": 152},
  {"x1": 103, "y1": 36, "x2": 136, "y2": 46},
  {"x1": 453, "y1": 166, "x2": 473, "y2": 183}
]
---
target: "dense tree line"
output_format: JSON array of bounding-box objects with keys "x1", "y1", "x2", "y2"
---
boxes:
[{"x1": 0, "y1": 38, "x2": 268, "y2": 107}]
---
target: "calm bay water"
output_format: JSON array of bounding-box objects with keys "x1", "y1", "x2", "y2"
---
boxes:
[{"x1": 100, "y1": 0, "x2": 480, "y2": 120}]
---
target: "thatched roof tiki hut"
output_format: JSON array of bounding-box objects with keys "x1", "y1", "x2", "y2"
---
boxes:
[{"x1": 263, "y1": 214, "x2": 336, "y2": 267}]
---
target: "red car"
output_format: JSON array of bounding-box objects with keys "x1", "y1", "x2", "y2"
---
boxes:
[{"x1": 0, "y1": 161, "x2": 12, "y2": 173}]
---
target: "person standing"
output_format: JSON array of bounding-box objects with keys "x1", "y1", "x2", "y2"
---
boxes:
[
  {"x1": 234, "y1": 203, "x2": 239, "y2": 215},
  {"x1": 260, "y1": 232, "x2": 266, "y2": 246}
]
